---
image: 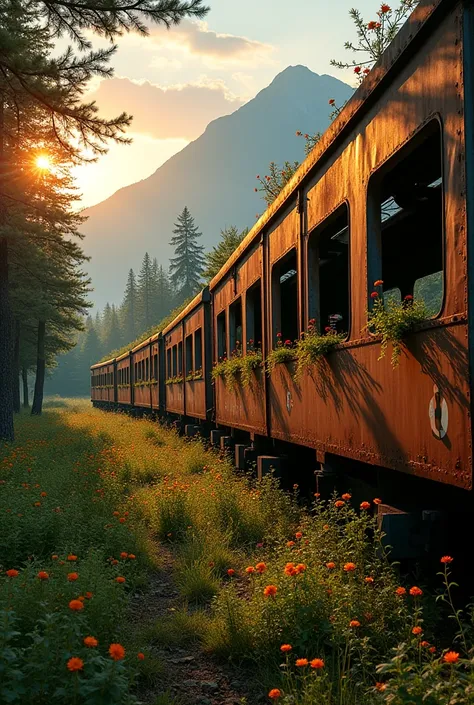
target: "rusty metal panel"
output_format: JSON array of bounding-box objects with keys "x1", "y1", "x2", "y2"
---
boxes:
[
  {"x1": 117, "y1": 356, "x2": 131, "y2": 406},
  {"x1": 214, "y1": 244, "x2": 266, "y2": 433},
  {"x1": 268, "y1": 6, "x2": 471, "y2": 489},
  {"x1": 164, "y1": 324, "x2": 184, "y2": 415},
  {"x1": 151, "y1": 341, "x2": 159, "y2": 410},
  {"x1": 183, "y1": 303, "x2": 206, "y2": 420},
  {"x1": 132, "y1": 345, "x2": 152, "y2": 409}
]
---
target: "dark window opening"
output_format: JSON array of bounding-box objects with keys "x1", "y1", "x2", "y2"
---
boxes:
[
  {"x1": 217, "y1": 311, "x2": 227, "y2": 360},
  {"x1": 172, "y1": 345, "x2": 177, "y2": 377},
  {"x1": 308, "y1": 204, "x2": 350, "y2": 335},
  {"x1": 167, "y1": 348, "x2": 172, "y2": 378},
  {"x1": 145, "y1": 357, "x2": 149, "y2": 381},
  {"x1": 370, "y1": 120, "x2": 444, "y2": 316},
  {"x1": 153, "y1": 353, "x2": 158, "y2": 381},
  {"x1": 272, "y1": 249, "x2": 298, "y2": 344},
  {"x1": 246, "y1": 280, "x2": 262, "y2": 352},
  {"x1": 178, "y1": 342, "x2": 183, "y2": 376},
  {"x1": 229, "y1": 298, "x2": 243, "y2": 355},
  {"x1": 185, "y1": 335, "x2": 193, "y2": 375},
  {"x1": 194, "y1": 328, "x2": 203, "y2": 372}
]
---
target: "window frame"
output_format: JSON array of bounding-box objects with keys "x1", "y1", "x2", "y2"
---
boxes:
[{"x1": 271, "y1": 247, "x2": 299, "y2": 346}]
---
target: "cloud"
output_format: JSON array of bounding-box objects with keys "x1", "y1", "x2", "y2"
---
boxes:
[
  {"x1": 148, "y1": 20, "x2": 275, "y2": 65},
  {"x1": 87, "y1": 76, "x2": 244, "y2": 140}
]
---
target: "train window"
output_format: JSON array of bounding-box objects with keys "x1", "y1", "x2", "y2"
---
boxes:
[
  {"x1": 172, "y1": 345, "x2": 177, "y2": 377},
  {"x1": 246, "y1": 280, "x2": 262, "y2": 352},
  {"x1": 167, "y1": 348, "x2": 172, "y2": 378},
  {"x1": 272, "y1": 249, "x2": 298, "y2": 344},
  {"x1": 145, "y1": 357, "x2": 149, "y2": 381},
  {"x1": 217, "y1": 311, "x2": 227, "y2": 360},
  {"x1": 185, "y1": 335, "x2": 193, "y2": 376},
  {"x1": 153, "y1": 353, "x2": 158, "y2": 381},
  {"x1": 368, "y1": 119, "x2": 444, "y2": 316},
  {"x1": 308, "y1": 204, "x2": 350, "y2": 335},
  {"x1": 229, "y1": 298, "x2": 243, "y2": 355},
  {"x1": 194, "y1": 328, "x2": 203, "y2": 372},
  {"x1": 178, "y1": 342, "x2": 183, "y2": 376}
]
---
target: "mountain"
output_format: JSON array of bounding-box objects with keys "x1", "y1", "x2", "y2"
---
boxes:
[{"x1": 81, "y1": 66, "x2": 353, "y2": 309}]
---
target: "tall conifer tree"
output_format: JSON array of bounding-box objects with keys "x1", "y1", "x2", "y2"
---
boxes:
[
  {"x1": 137, "y1": 252, "x2": 153, "y2": 331},
  {"x1": 169, "y1": 207, "x2": 205, "y2": 301},
  {"x1": 120, "y1": 269, "x2": 138, "y2": 343}
]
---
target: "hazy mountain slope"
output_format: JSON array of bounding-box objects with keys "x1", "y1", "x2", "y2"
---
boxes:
[{"x1": 81, "y1": 66, "x2": 352, "y2": 309}]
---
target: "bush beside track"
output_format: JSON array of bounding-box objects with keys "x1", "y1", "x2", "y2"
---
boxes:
[{"x1": 0, "y1": 399, "x2": 472, "y2": 705}]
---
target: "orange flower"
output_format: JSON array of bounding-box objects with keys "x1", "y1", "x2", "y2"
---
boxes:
[
  {"x1": 268, "y1": 689, "x2": 282, "y2": 700},
  {"x1": 310, "y1": 658, "x2": 324, "y2": 669},
  {"x1": 412, "y1": 626, "x2": 423, "y2": 635},
  {"x1": 284, "y1": 563, "x2": 297, "y2": 576},
  {"x1": 296, "y1": 658, "x2": 308, "y2": 667},
  {"x1": 52, "y1": 555, "x2": 58, "y2": 560},
  {"x1": 341, "y1": 493, "x2": 351, "y2": 501},
  {"x1": 227, "y1": 569, "x2": 235, "y2": 576},
  {"x1": 409, "y1": 586, "x2": 423, "y2": 597},
  {"x1": 67, "y1": 657, "x2": 84, "y2": 672},
  {"x1": 375, "y1": 683, "x2": 387, "y2": 692},
  {"x1": 287, "y1": 541, "x2": 295, "y2": 547},
  {"x1": 120, "y1": 552, "x2": 128, "y2": 559},
  {"x1": 85, "y1": 592, "x2": 93, "y2": 599},
  {"x1": 295, "y1": 532, "x2": 303, "y2": 539},
  {"x1": 421, "y1": 640, "x2": 430, "y2": 647},
  {"x1": 350, "y1": 620, "x2": 361, "y2": 628},
  {"x1": 128, "y1": 554, "x2": 136, "y2": 560},
  {"x1": 365, "y1": 576, "x2": 374, "y2": 584},
  {"x1": 111, "y1": 559, "x2": 118, "y2": 566},
  {"x1": 245, "y1": 566, "x2": 256, "y2": 574},
  {"x1": 280, "y1": 644, "x2": 292, "y2": 653},
  {"x1": 119, "y1": 517, "x2": 126, "y2": 523},
  {"x1": 69, "y1": 599, "x2": 84, "y2": 611},
  {"x1": 444, "y1": 651, "x2": 459, "y2": 664},
  {"x1": 109, "y1": 643, "x2": 126, "y2": 661},
  {"x1": 429, "y1": 646, "x2": 436, "y2": 654},
  {"x1": 326, "y1": 562, "x2": 335, "y2": 570},
  {"x1": 328, "y1": 99, "x2": 335, "y2": 105},
  {"x1": 371, "y1": 291, "x2": 378, "y2": 299},
  {"x1": 295, "y1": 563, "x2": 306, "y2": 574},
  {"x1": 335, "y1": 500, "x2": 345, "y2": 508},
  {"x1": 68, "y1": 572, "x2": 79, "y2": 582},
  {"x1": 6, "y1": 569, "x2": 18, "y2": 578},
  {"x1": 115, "y1": 576, "x2": 125, "y2": 584},
  {"x1": 373, "y1": 498, "x2": 382, "y2": 505},
  {"x1": 84, "y1": 636, "x2": 98, "y2": 647},
  {"x1": 137, "y1": 652, "x2": 145, "y2": 660},
  {"x1": 41, "y1": 491, "x2": 47, "y2": 497},
  {"x1": 441, "y1": 556, "x2": 453, "y2": 564},
  {"x1": 263, "y1": 585, "x2": 277, "y2": 597},
  {"x1": 67, "y1": 555, "x2": 77, "y2": 561},
  {"x1": 396, "y1": 586, "x2": 406, "y2": 596},
  {"x1": 113, "y1": 511, "x2": 120, "y2": 516},
  {"x1": 34, "y1": 502, "x2": 41, "y2": 507},
  {"x1": 37, "y1": 571, "x2": 49, "y2": 580},
  {"x1": 78, "y1": 595, "x2": 85, "y2": 602},
  {"x1": 256, "y1": 562, "x2": 267, "y2": 574},
  {"x1": 360, "y1": 501, "x2": 371, "y2": 510},
  {"x1": 344, "y1": 562, "x2": 356, "y2": 572}
]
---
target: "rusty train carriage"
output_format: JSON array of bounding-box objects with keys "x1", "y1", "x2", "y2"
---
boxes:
[
  {"x1": 116, "y1": 352, "x2": 131, "y2": 405},
  {"x1": 90, "y1": 360, "x2": 115, "y2": 404},
  {"x1": 91, "y1": 0, "x2": 474, "y2": 493}
]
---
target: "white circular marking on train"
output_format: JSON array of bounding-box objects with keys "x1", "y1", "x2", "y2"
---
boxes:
[{"x1": 429, "y1": 385, "x2": 448, "y2": 439}]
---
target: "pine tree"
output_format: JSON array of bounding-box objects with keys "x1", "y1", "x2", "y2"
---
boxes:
[
  {"x1": 151, "y1": 260, "x2": 173, "y2": 324},
  {"x1": 137, "y1": 252, "x2": 153, "y2": 331},
  {"x1": 120, "y1": 269, "x2": 138, "y2": 343},
  {"x1": 103, "y1": 304, "x2": 122, "y2": 354},
  {"x1": 203, "y1": 226, "x2": 248, "y2": 282},
  {"x1": 81, "y1": 317, "x2": 103, "y2": 370},
  {"x1": 169, "y1": 207, "x2": 205, "y2": 301}
]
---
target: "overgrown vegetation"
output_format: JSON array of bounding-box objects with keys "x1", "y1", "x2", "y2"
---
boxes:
[
  {"x1": 1, "y1": 400, "x2": 472, "y2": 703},
  {"x1": 212, "y1": 348, "x2": 263, "y2": 388}
]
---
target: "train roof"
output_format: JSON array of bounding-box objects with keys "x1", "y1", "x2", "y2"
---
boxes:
[
  {"x1": 209, "y1": 0, "x2": 451, "y2": 292},
  {"x1": 91, "y1": 358, "x2": 115, "y2": 370},
  {"x1": 131, "y1": 331, "x2": 160, "y2": 354},
  {"x1": 162, "y1": 286, "x2": 210, "y2": 336}
]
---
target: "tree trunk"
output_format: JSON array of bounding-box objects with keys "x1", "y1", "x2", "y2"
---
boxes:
[
  {"x1": 0, "y1": 95, "x2": 14, "y2": 440},
  {"x1": 22, "y1": 367, "x2": 29, "y2": 408},
  {"x1": 31, "y1": 320, "x2": 46, "y2": 416},
  {"x1": 13, "y1": 320, "x2": 20, "y2": 413}
]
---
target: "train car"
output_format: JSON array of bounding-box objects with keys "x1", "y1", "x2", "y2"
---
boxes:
[
  {"x1": 162, "y1": 288, "x2": 212, "y2": 422},
  {"x1": 210, "y1": 0, "x2": 474, "y2": 493},
  {"x1": 116, "y1": 351, "x2": 132, "y2": 406},
  {"x1": 90, "y1": 359, "x2": 116, "y2": 405},
  {"x1": 131, "y1": 335, "x2": 160, "y2": 411}
]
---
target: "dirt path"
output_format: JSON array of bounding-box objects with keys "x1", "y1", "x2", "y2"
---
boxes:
[{"x1": 130, "y1": 549, "x2": 258, "y2": 705}]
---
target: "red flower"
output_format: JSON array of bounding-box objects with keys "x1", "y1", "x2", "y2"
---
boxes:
[
  {"x1": 374, "y1": 280, "x2": 383, "y2": 286},
  {"x1": 37, "y1": 571, "x2": 49, "y2": 580},
  {"x1": 137, "y1": 652, "x2": 145, "y2": 660},
  {"x1": 409, "y1": 586, "x2": 423, "y2": 597},
  {"x1": 404, "y1": 294, "x2": 414, "y2": 301},
  {"x1": 344, "y1": 562, "x2": 356, "y2": 572},
  {"x1": 284, "y1": 339, "x2": 292, "y2": 346},
  {"x1": 227, "y1": 569, "x2": 235, "y2": 576},
  {"x1": 360, "y1": 501, "x2": 371, "y2": 510},
  {"x1": 367, "y1": 20, "x2": 378, "y2": 29},
  {"x1": 412, "y1": 626, "x2": 423, "y2": 635},
  {"x1": 296, "y1": 131, "x2": 302, "y2": 136},
  {"x1": 67, "y1": 657, "x2": 84, "y2": 672},
  {"x1": 328, "y1": 99, "x2": 335, "y2": 105},
  {"x1": 341, "y1": 493, "x2": 351, "y2": 500},
  {"x1": 380, "y1": 4, "x2": 391, "y2": 13},
  {"x1": 268, "y1": 689, "x2": 282, "y2": 700},
  {"x1": 371, "y1": 291, "x2": 378, "y2": 299},
  {"x1": 276, "y1": 332, "x2": 282, "y2": 338},
  {"x1": 363, "y1": 68, "x2": 370, "y2": 74},
  {"x1": 444, "y1": 651, "x2": 459, "y2": 664},
  {"x1": 354, "y1": 66, "x2": 361, "y2": 74},
  {"x1": 6, "y1": 569, "x2": 19, "y2": 578},
  {"x1": 310, "y1": 658, "x2": 324, "y2": 669},
  {"x1": 325, "y1": 326, "x2": 332, "y2": 332},
  {"x1": 395, "y1": 587, "x2": 406, "y2": 596},
  {"x1": 441, "y1": 556, "x2": 453, "y2": 564}
]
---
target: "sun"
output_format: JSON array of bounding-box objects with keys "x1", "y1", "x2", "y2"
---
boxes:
[{"x1": 35, "y1": 155, "x2": 51, "y2": 171}]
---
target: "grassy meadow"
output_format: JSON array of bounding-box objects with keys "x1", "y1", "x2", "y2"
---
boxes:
[{"x1": 0, "y1": 399, "x2": 473, "y2": 705}]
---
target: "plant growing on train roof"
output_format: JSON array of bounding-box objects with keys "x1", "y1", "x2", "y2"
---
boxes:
[
  {"x1": 254, "y1": 162, "x2": 300, "y2": 207},
  {"x1": 294, "y1": 319, "x2": 345, "y2": 379},
  {"x1": 265, "y1": 334, "x2": 297, "y2": 374},
  {"x1": 366, "y1": 281, "x2": 427, "y2": 367}
]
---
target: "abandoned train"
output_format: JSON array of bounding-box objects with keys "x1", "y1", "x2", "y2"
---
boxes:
[{"x1": 91, "y1": 0, "x2": 474, "y2": 550}]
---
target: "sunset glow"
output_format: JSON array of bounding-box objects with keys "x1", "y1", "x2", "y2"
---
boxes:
[{"x1": 35, "y1": 155, "x2": 51, "y2": 171}]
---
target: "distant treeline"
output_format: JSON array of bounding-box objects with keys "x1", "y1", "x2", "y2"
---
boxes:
[{"x1": 45, "y1": 215, "x2": 248, "y2": 396}]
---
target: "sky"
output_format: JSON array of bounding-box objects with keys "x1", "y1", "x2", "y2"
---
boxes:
[{"x1": 71, "y1": 0, "x2": 380, "y2": 209}]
